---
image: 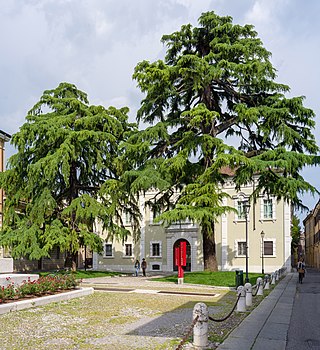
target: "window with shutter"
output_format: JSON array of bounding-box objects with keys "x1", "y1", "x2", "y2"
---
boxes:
[{"x1": 264, "y1": 241, "x2": 273, "y2": 255}]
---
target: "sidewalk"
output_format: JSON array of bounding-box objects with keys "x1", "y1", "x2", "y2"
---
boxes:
[{"x1": 217, "y1": 272, "x2": 297, "y2": 350}]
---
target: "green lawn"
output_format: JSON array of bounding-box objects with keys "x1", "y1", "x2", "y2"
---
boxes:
[
  {"x1": 38, "y1": 269, "x2": 264, "y2": 287},
  {"x1": 152, "y1": 271, "x2": 263, "y2": 287}
]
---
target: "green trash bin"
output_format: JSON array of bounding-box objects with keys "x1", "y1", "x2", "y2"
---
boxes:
[{"x1": 235, "y1": 270, "x2": 244, "y2": 288}]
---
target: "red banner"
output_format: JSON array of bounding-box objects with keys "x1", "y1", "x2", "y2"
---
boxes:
[
  {"x1": 180, "y1": 241, "x2": 187, "y2": 266},
  {"x1": 175, "y1": 247, "x2": 180, "y2": 267}
]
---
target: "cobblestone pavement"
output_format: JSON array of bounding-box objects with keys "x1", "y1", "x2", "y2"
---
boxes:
[{"x1": 0, "y1": 274, "x2": 239, "y2": 350}]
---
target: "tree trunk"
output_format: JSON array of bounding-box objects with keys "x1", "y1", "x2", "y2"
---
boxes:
[
  {"x1": 65, "y1": 252, "x2": 78, "y2": 271},
  {"x1": 202, "y1": 227, "x2": 218, "y2": 271}
]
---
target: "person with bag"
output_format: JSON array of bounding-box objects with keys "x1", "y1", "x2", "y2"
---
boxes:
[
  {"x1": 297, "y1": 257, "x2": 306, "y2": 284},
  {"x1": 141, "y1": 258, "x2": 147, "y2": 277},
  {"x1": 134, "y1": 259, "x2": 140, "y2": 277}
]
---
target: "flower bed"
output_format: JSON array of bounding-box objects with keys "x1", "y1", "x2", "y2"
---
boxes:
[{"x1": 0, "y1": 274, "x2": 80, "y2": 303}]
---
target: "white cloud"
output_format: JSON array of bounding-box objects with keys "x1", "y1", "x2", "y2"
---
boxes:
[{"x1": 0, "y1": 0, "x2": 319, "y2": 213}]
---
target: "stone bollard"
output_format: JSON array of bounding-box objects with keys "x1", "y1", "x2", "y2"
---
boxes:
[
  {"x1": 264, "y1": 275, "x2": 270, "y2": 290},
  {"x1": 245, "y1": 283, "x2": 252, "y2": 307},
  {"x1": 236, "y1": 286, "x2": 246, "y2": 312},
  {"x1": 193, "y1": 302, "x2": 208, "y2": 349},
  {"x1": 275, "y1": 270, "x2": 279, "y2": 281},
  {"x1": 256, "y1": 277, "x2": 264, "y2": 296},
  {"x1": 271, "y1": 272, "x2": 276, "y2": 285}
]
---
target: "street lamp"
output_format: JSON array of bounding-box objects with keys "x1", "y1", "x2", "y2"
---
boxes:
[
  {"x1": 260, "y1": 230, "x2": 265, "y2": 274},
  {"x1": 243, "y1": 200, "x2": 251, "y2": 283}
]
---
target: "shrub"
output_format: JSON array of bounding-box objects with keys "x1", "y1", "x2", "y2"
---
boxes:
[{"x1": 0, "y1": 274, "x2": 80, "y2": 303}]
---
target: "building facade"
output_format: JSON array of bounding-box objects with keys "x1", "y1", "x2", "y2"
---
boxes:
[
  {"x1": 93, "y1": 175, "x2": 292, "y2": 274},
  {"x1": 303, "y1": 201, "x2": 320, "y2": 269}
]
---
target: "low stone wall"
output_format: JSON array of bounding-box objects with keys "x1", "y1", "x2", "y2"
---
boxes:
[
  {"x1": 0, "y1": 287, "x2": 94, "y2": 315},
  {"x1": 0, "y1": 258, "x2": 13, "y2": 273}
]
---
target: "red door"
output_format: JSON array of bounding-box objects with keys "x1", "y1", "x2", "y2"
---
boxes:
[{"x1": 173, "y1": 239, "x2": 191, "y2": 271}]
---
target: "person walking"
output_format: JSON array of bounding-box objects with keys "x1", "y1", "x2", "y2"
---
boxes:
[
  {"x1": 134, "y1": 259, "x2": 140, "y2": 277},
  {"x1": 297, "y1": 257, "x2": 306, "y2": 284},
  {"x1": 141, "y1": 258, "x2": 147, "y2": 277}
]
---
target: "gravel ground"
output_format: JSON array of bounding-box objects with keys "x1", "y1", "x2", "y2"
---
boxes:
[{"x1": 0, "y1": 275, "x2": 263, "y2": 350}]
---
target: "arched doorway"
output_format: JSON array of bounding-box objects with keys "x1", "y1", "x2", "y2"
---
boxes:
[{"x1": 173, "y1": 239, "x2": 191, "y2": 271}]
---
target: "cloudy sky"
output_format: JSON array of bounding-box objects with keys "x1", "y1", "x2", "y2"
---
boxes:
[{"x1": 1, "y1": 0, "x2": 319, "y2": 216}]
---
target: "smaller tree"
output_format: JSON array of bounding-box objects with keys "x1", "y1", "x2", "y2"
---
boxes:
[
  {"x1": 0, "y1": 83, "x2": 139, "y2": 269},
  {"x1": 291, "y1": 214, "x2": 301, "y2": 264}
]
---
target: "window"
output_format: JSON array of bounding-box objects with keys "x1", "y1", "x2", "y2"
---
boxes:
[
  {"x1": 237, "y1": 201, "x2": 245, "y2": 220},
  {"x1": 150, "y1": 241, "x2": 162, "y2": 257},
  {"x1": 105, "y1": 244, "x2": 113, "y2": 257},
  {"x1": 260, "y1": 196, "x2": 276, "y2": 222},
  {"x1": 152, "y1": 264, "x2": 160, "y2": 271},
  {"x1": 237, "y1": 242, "x2": 246, "y2": 256},
  {"x1": 124, "y1": 212, "x2": 131, "y2": 225},
  {"x1": 124, "y1": 243, "x2": 133, "y2": 257},
  {"x1": 264, "y1": 241, "x2": 273, "y2": 256},
  {"x1": 152, "y1": 243, "x2": 160, "y2": 257},
  {"x1": 150, "y1": 207, "x2": 162, "y2": 225},
  {"x1": 263, "y1": 199, "x2": 273, "y2": 219}
]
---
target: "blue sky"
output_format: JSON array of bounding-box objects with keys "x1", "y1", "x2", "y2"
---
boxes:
[{"x1": 0, "y1": 0, "x2": 319, "y2": 219}]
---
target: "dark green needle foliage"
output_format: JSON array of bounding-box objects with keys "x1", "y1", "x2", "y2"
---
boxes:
[
  {"x1": 129, "y1": 11, "x2": 319, "y2": 269},
  {"x1": 0, "y1": 83, "x2": 139, "y2": 266}
]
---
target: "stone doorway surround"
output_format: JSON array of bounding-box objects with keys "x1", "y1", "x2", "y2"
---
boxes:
[{"x1": 165, "y1": 223, "x2": 202, "y2": 272}]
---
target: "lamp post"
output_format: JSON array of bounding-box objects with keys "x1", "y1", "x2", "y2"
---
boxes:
[
  {"x1": 243, "y1": 201, "x2": 251, "y2": 283},
  {"x1": 260, "y1": 230, "x2": 265, "y2": 274}
]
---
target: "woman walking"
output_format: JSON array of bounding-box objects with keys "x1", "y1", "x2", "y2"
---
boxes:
[
  {"x1": 297, "y1": 257, "x2": 306, "y2": 284},
  {"x1": 134, "y1": 259, "x2": 140, "y2": 277}
]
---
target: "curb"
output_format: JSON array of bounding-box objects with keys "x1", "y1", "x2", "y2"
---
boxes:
[{"x1": 0, "y1": 287, "x2": 94, "y2": 315}]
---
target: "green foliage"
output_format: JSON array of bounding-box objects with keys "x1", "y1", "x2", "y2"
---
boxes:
[
  {"x1": 291, "y1": 215, "x2": 301, "y2": 249},
  {"x1": 0, "y1": 83, "x2": 139, "y2": 260},
  {"x1": 129, "y1": 11, "x2": 319, "y2": 268}
]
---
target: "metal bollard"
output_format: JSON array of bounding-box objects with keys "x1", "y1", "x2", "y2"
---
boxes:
[
  {"x1": 264, "y1": 275, "x2": 270, "y2": 290},
  {"x1": 193, "y1": 302, "x2": 208, "y2": 349},
  {"x1": 256, "y1": 277, "x2": 264, "y2": 296},
  {"x1": 236, "y1": 286, "x2": 246, "y2": 312},
  {"x1": 245, "y1": 283, "x2": 252, "y2": 307}
]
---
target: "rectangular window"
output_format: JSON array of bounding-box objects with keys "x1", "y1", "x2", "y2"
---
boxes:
[
  {"x1": 124, "y1": 244, "x2": 132, "y2": 257},
  {"x1": 152, "y1": 243, "x2": 160, "y2": 257},
  {"x1": 105, "y1": 244, "x2": 113, "y2": 257},
  {"x1": 264, "y1": 241, "x2": 273, "y2": 256},
  {"x1": 125, "y1": 212, "x2": 131, "y2": 225},
  {"x1": 238, "y1": 242, "x2": 246, "y2": 256},
  {"x1": 263, "y1": 199, "x2": 273, "y2": 219},
  {"x1": 237, "y1": 201, "x2": 245, "y2": 220}
]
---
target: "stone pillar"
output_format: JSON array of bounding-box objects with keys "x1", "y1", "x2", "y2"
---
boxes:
[
  {"x1": 256, "y1": 277, "x2": 264, "y2": 296},
  {"x1": 193, "y1": 302, "x2": 208, "y2": 349},
  {"x1": 264, "y1": 275, "x2": 270, "y2": 290},
  {"x1": 0, "y1": 258, "x2": 13, "y2": 273},
  {"x1": 236, "y1": 286, "x2": 246, "y2": 312},
  {"x1": 245, "y1": 282, "x2": 252, "y2": 307}
]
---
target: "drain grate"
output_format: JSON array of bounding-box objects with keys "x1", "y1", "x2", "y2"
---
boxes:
[
  {"x1": 94, "y1": 287, "x2": 134, "y2": 292},
  {"x1": 158, "y1": 291, "x2": 216, "y2": 297}
]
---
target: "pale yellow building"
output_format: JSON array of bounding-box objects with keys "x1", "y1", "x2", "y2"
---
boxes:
[
  {"x1": 94, "y1": 174, "x2": 292, "y2": 274},
  {"x1": 303, "y1": 201, "x2": 320, "y2": 269}
]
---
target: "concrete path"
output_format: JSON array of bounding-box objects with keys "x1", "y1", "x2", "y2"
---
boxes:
[
  {"x1": 217, "y1": 268, "x2": 320, "y2": 350},
  {"x1": 217, "y1": 272, "x2": 297, "y2": 350},
  {"x1": 286, "y1": 268, "x2": 320, "y2": 350}
]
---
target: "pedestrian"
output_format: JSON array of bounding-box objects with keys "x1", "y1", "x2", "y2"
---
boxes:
[
  {"x1": 134, "y1": 259, "x2": 140, "y2": 277},
  {"x1": 297, "y1": 257, "x2": 306, "y2": 284},
  {"x1": 141, "y1": 258, "x2": 147, "y2": 277}
]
